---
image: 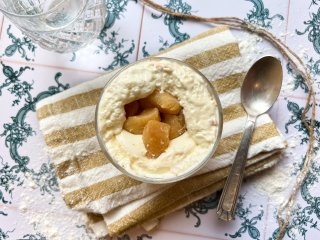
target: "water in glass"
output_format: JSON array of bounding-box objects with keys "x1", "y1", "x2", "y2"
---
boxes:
[{"x1": 0, "y1": 0, "x2": 106, "y2": 53}]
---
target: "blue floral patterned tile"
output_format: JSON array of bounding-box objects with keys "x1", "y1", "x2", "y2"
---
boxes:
[
  {"x1": 285, "y1": 0, "x2": 320, "y2": 97},
  {"x1": 264, "y1": 156, "x2": 320, "y2": 240},
  {"x1": 0, "y1": 207, "x2": 40, "y2": 240},
  {"x1": 287, "y1": 0, "x2": 320, "y2": 53},
  {"x1": 117, "y1": 228, "x2": 222, "y2": 240},
  {"x1": 138, "y1": 0, "x2": 288, "y2": 58},
  {"x1": 0, "y1": 1, "x2": 319, "y2": 239},
  {"x1": 92, "y1": 0, "x2": 143, "y2": 71},
  {"x1": 147, "y1": 230, "x2": 219, "y2": 240},
  {"x1": 0, "y1": 19, "x2": 37, "y2": 63},
  {"x1": 155, "y1": 183, "x2": 269, "y2": 239},
  {"x1": 138, "y1": 0, "x2": 197, "y2": 58},
  {"x1": 242, "y1": 0, "x2": 287, "y2": 33},
  {"x1": 263, "y1": 95, "x2": 320, "y2": 240},
  {"x1": 0, "y1": 61, "x2": 104, "y2": 238},
  {"x1": 279, "y1": 96, "x2": 319, "y2": 148},
  {"x1": 279, "y1": 64, "x2": 313, "y2": 99}
]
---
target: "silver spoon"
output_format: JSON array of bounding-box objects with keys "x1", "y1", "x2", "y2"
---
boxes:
[{"x1": 216, "y1": 56, "x2": 283, "y2": 221}]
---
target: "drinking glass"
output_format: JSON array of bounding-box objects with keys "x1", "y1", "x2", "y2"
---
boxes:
[{"x1": 0, "y1": 0, "x2": 106, "y2": 53}]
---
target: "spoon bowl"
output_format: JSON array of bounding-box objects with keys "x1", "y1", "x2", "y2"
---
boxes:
[
  {"x1": 217, "y1": 56, "x2": 283, "y2": 221},
  {"x1": 242, "y1": 56, "x2": 283, "y2": 117}
]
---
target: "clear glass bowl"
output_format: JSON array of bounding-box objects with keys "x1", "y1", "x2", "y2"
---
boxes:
[{"x1": 95, "y1": 57, "x2": 223, "y2": 184}]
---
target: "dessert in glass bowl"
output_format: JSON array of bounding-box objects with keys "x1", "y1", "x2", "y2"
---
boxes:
[{"x1": 96, "y1": 57, "x2": 222, "y2": 183}]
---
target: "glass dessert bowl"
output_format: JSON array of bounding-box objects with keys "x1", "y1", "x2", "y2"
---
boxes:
[{"x1": 95, "y1": 57, "x2": 223, "y2": 184}]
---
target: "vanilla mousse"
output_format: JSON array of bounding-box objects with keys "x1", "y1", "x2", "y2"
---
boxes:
[{"x1": 97, "y1": 58, "x2": 220, "y2": 180}]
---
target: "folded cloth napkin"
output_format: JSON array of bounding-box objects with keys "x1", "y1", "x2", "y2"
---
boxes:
[{"x1": 36, "y1": 26, "x2": 286, "y2": 237}]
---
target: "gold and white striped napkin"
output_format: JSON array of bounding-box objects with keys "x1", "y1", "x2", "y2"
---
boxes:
[{"x1": 36, "y1": 26, "x2": 286, "y2": 237}]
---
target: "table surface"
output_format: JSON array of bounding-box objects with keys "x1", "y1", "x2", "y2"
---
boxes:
[{"x1": 0, "y1": 0, "x2": 320, "y2": 239}]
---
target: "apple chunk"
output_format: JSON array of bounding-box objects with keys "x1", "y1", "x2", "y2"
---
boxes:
[
  {"x1": 123, "y1": 108, "x2": 160, "y2": 134},
  {"x1": 143, "y1": 120, "x2": 170, "y2": 158},
  {"x1": 162, "y1": 112, "x2": 186, "y2": 139},
  {"x1": 140, "y1": 89, "x2": 181, "y2": 114}
]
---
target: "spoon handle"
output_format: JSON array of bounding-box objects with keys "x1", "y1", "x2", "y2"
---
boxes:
[{"x1": 217, "y1": 116, "x2": 256, "y2": 221}]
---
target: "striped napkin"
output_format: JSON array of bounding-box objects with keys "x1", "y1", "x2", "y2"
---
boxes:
[{"x1": 36, "y1": 26, "x2": 286, "y2": 237}]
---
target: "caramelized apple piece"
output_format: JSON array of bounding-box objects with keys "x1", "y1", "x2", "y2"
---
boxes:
[
  {"x1": 143, "y1": 120, "x2": 171, "y2": 158},
  {"x1": 162, "y1": 112, "x2": 186, "y2": 139},
  {"x1": 139, "y1": 89, "x2": 181, "y2": 114},
  {"x1": 139, "y1": 97, "x2": 154, "y2": 109},
  {"x1": 124, "y1": 101, "x2": 140, "y2": 117},
  {"x1": 123, "y1": 108, "x2": 160, "y2": 134}
]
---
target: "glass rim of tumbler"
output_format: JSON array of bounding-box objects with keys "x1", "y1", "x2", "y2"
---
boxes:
[{"x1": 0, "y1": 0, "x2": 88, "y2": 18}]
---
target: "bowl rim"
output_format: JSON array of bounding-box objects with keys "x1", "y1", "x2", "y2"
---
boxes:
[
  {"x1": 0, "y1": 0, "x2": 88, "y2": 18},
  {"x1": 95, "y1": 57, "x2": 223, "y2": 184}
]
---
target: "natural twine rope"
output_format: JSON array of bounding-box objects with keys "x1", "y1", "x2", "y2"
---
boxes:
[{"x1": 139, "y1": 0, "x2": 316, "y2": 239}]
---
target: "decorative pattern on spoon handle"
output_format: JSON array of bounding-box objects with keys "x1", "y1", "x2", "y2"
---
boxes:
[{"x1": 217, "y1": 116, "x2": 256, "y2": 221}]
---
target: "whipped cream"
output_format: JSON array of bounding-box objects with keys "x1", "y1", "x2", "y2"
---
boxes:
[{"x1": 97, "y1": 58, "x2": 219, "y2": 180}]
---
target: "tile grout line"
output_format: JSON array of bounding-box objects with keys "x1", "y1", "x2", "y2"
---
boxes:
[
  {"x1": 0, "y1": 203, "x2": 78, "y2": 218},
  {"x1": 135, "y1": 5, "x2": 145, "y2": 61},
  {"x1": 280, "y1": 95, "x2": 320, "y2": 104},
  {"x1": 284, "y1": 0, "x2": 291, "y2": 43},
  {"x1": 0, "y1": 15, "x2": 4, "y2": 40},
  {"x1": 268, "y1": 1, "x2": 290, "y2": 237},
  {"x1": 0, "y1": 58, "x2": 102, "y2": 75},
  {"x1": 263, "y1": 197, "x2": 270, "y2": 240},
  {"x1": 158, "y1": 228, "x2": 228, "y2": 240},
  {"x1": 279, "y1": 94, "x2": 320, "y2": 101}
]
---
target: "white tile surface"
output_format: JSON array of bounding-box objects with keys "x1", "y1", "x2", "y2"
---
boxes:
[{"x1": 0, "y1": 1, "x2": 319, "y2": 239}]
